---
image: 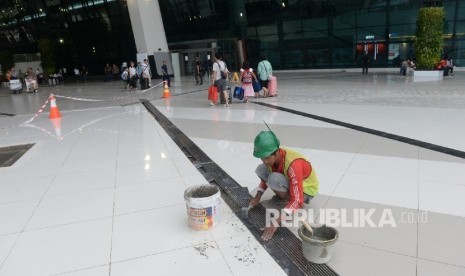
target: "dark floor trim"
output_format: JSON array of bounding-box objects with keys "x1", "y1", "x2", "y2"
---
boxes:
[
  {"x1": 141, "y1": 99, "x2": 339, "y2": 276},
  {"x1": 254, "y1": 102, "x2": 465, "y2": 160},
  {"x1": 0, "y1": 112, "x2": 15, "y2": 116}
]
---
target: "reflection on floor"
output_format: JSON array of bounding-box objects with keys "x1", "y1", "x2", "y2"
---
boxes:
[{"x1": 1, "y1": 71, "x2": 465, "y2": 276}]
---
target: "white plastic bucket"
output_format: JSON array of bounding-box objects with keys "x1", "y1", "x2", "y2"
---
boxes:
[
  {"x1": 184, "y1": 184, "x2": 221, "y2": 231},
  {"x1": 298, "y1": 224, "x2": 338, "y2": 264}
]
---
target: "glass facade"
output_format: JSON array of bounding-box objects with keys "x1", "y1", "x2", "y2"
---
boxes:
[
  {"x1": 159, "y1": 0, "x2": 465, "y2": 70},
  {"x1": 0, "y1": 0, "x2": 463, "y2": 73},
  {"x1": 0, "y1": 0, "x2": 136, "y2": 74}
]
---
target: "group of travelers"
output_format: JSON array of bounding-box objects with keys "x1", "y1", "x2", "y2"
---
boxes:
[
  {"x1": 400, "y1": 58, "x2": 416, "y2": 76},
  {"x1": 399, "y1": 56, "x2": 454, "y2": 77},
  {"x1": 120, "y1": 59, "x2": 152, "y2": 92},
  {"x1": 435, "y1": 56, "x2": 454, "y2": 76},
  {"x1": 104, "y1": 64, "x2": 121, "y2": 82},
  {"x1": 209, "y1": 53, "x2": 274, "y2": 107},
  {"x1": 5, "y1": 66, "x2": 67, "y2": 86}
]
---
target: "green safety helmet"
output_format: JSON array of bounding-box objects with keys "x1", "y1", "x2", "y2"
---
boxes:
[{"x1": 253, "y1": 131, "x2": 280, "y2": 158}]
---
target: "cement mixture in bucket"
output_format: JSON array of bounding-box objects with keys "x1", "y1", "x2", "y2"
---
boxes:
[{"x1": 298, "y1": 224, "x2": 338, "y2": 264}]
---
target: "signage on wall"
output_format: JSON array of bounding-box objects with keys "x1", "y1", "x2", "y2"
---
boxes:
[{"x1": 365, "y1": 35, "x2": 375, "y2": 40}]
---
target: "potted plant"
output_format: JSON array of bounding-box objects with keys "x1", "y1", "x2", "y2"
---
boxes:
[{"x1": 413, "y1": 7, "x2": 445, "y2": 80}]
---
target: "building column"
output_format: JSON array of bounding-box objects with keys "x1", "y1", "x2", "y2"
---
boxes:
[
  {"x1": 127, "y1": 0, "x2": 168, "y2": 54},
  {"x1": 127, "y1": 0, "x2": 171, "y2": 76}
]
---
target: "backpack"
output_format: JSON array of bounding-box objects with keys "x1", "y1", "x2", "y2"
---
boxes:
[{"x1": 121, "y1": 70, "x2": 128, "y2": 80}]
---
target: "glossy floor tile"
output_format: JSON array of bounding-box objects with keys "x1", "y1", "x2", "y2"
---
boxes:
[{"x1": 1, "y1": 71, "x2": 465, "y2": 275}]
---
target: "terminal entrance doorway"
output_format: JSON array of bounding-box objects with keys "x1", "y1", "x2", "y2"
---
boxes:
[{"x1": 356, "y1": 41, "x2": 387, "y2": 67}]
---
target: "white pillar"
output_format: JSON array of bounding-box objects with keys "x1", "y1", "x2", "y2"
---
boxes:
[
  {"x1": 171, "y1": 53, "x2": 181, "y2": 78},
  {"x1": 127, "y1": 0, "x2": 169, "y2": 54}
]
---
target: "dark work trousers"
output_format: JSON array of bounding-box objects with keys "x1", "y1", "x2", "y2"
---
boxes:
[{"x1": 162, "y1": 75, "x2": 171, "y2": 87}]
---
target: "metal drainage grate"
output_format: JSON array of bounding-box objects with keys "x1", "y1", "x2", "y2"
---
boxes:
[
  {"x1": 0, "y1": 144, "x2": 35, "y2": 167},
  {"x1": 141, "y1": 100, "x2": 339, "y2": 276}
]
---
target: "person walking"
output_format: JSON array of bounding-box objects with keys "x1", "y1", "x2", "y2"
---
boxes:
[
  {"x1": 362, "y1": 52, "x2": 369, "y2": 74},
  {"x1": 161, "y1": 60, "x2": 171, "y2": 87},
  {"x1": 240, "y1": 61, "x2": 258, "y2": 103},
  {"x1": 212, "y1": 53, "x2": 230, "y2": 107},
  {"x1": 447, "y1": 56, "x2": 454, "y2": 76},
  {"x1": 257, "y1": 57, "x2": 273, "y2": 97},
  {"x1": 194, "y1": 57, "x2": 203, "y2": 85}
]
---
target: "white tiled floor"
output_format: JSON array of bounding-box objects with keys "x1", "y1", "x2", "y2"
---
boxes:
[{"x1": 1, "y1": 71, "x2": 465, "y2": 275}]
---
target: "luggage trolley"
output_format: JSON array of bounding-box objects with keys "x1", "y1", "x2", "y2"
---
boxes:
[
  {"x1": 9, "y1": 79, "x2": 23, "y2": 94},
  {"x1": 25, "y1": 78, "x2": 39, "y2": 93}
]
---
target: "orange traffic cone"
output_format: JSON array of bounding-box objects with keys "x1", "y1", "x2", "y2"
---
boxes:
[
  {"x1": 49, "y1": 94, "x2": 62, "y2": 119},
  {"x1": 164, "y1": 97, "x2": 171, "y2": 113},
  {"x1": 163, "y1": 81, "x2": 171, "y2": 98},
  {"x1": 50, "y1": 118, "x2": 63, "y2": 140}
]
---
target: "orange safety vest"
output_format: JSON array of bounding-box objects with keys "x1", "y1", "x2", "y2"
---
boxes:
[{"x1": 282, "y1": 148, "x2": 319, "y2": 196}]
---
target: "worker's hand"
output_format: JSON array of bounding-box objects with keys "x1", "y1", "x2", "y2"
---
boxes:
[
  {"x1": 249, "y1": 191, "x2": 263, "y2": 208},
  {"x1": 249, "y1": 195, "x2": 261, "y2": 208},
  {"x1": 260, "y1": 224, "x2": 278, "y2": 241}
]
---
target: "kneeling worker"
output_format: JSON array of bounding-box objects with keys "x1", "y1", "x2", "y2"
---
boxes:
[{"x1": 249, "y1": 130, "x2": 319, "y2": 241}]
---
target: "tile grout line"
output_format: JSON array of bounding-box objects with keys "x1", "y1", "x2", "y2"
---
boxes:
[
  {"x1": 108, "y1": 116, "x2": 123, "y2": 276},
  {"x1": 0, "y1": 135, "x2": 80, "y2": 271},
  {"x1": 316, "y1": 131, "x2": 368, "y2": 222},
  {"x1": 213, "y1": 239, "x2": 236, "y2": 276},
  {"x1": 415, "y1": 146, "x2": 420, "y2": 276}
]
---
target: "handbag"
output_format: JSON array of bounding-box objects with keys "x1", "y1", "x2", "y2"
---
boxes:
[
  {"x1": 233, "y1": 86, "x2": 244, "y2": 100},
  {"x1": 252, "y1": 79, "x2": 261, "y2": 92},
  {"x1": 208, "y1": 85, "x2": 218, "y2": 103}
]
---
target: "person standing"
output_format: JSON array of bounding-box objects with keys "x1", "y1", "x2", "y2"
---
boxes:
[
  {"x1": 161, "y1": 60, "x2": 170, "y2": 87},
  {"x1": 194, "y1": 57, "x2": 203, "y2": 85},
  {"x1": 140, "y1": 59, "x2": 151, "y2": 88},
  {"x1": 74, "y1": 67, "x2": 80, "y2": 82},
  {"x1": 112, "y1": 64, "x2": 119, "y2": 80},
  {"x1": 104, "y1": 63, "x2": 112, "y2": 82},
  {"x1": 81, "y1": 66, "x2": 88, "y2": 83},
  {"x1": 128, "y1": 61, "x2": 138, "y2": 91},
  {"x1": 362, "y1": 52, "x2": 369, "y2": 74},
  {"x1": 257, "y1": 56, "x2": 273, "y2": 97}
]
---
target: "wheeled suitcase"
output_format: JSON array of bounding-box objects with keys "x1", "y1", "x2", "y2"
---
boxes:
[{"x1": 268, "y1": 76, "x2": 277, "y2": 97}]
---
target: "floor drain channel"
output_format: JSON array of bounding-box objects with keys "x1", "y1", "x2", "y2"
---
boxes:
[
  {"x1": 141, "y1": 100, "x2": 339, "y2": 276},
  {"x1": 0, "y1": 144, "x2": 35, "y2": 167}
]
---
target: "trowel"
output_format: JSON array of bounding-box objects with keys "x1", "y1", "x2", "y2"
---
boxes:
[
  {"x1": 241, "y1": 204, "x2": 252, "y2": 219},
  {"x1": 301, "y1": 219, "x2": 314, "y2": 236}
]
